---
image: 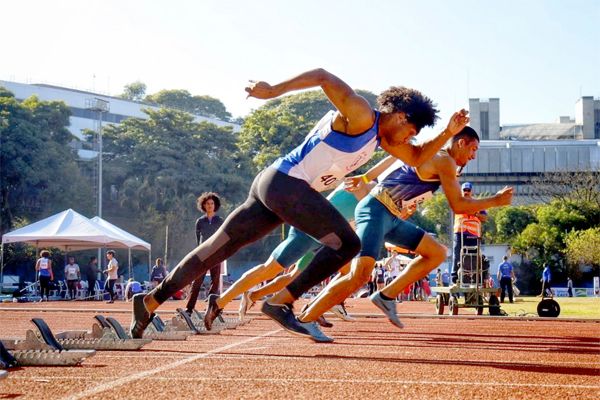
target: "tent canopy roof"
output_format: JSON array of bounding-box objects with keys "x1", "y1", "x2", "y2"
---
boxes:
[{"x1": 1, "y1": 209, "x2": 150, "y2": 251}]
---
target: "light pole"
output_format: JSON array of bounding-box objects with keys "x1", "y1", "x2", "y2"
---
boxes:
[{"x1": 85, "y1": 98, "x2": 110, "y2": 267}]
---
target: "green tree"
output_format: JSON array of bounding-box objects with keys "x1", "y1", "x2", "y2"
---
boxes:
[
  {"x1": 102, "y1": 107, "x2": 252, "y2": 262},
  {"x1": 564, "y1": 227, "x2": 600, "y2": 275},
  {"x1": 145, "y1": 89, "x2": 232, "y2": 121},
  {"x1": 492, "y1": 206, "x2": 537, "y2": 244},
  {"x1": 0, "y1": 89, "x2": 94, "y2": 232},
  {"x1": 119, "y1": 81, "x2": 147, "y2": 102},
  {"x1": 421, "y1": 193, "x2": 452, "y2": 245}
]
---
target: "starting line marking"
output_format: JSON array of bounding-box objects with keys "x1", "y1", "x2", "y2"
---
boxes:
[{"x1": 59, "y1": 328, "x2": 282, "y2": 400}]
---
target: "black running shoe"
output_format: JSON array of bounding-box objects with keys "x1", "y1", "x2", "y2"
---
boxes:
[
  {"x1": 129, "y1": 293, "x2": 154, "y2": 339},
  {"x1": 261, "y1": 302, "x2": 311, "y2": 337},
  {"x1": 204, "y1": 294, "x2": 223, "y2": 331}
]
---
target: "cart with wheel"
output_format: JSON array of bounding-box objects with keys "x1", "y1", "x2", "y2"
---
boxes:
[{"x1": 433, "y1": 238, "x2": 501, "y2": 316}]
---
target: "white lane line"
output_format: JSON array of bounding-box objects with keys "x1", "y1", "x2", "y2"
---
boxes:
[
  {"x1": 39, "y1": 376, "x2": 598, "y2": 390},
  {"x1": 60, "y1": 328, "x2": 281, "y2": 400}
]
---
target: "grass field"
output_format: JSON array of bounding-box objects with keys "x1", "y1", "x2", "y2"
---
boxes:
[{"x1": 497, "y1": 296, "x2": 600, "y2": 318}]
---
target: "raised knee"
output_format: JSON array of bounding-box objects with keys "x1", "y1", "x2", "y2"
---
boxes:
[{"x1": 432, "y1": 244, "x2": 447, "y2": 264}]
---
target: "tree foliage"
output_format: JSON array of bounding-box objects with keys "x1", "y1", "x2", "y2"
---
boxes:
[
  {"x1": 119, "y1": 81, "x2": 147, "y2": 102},
  {"x1": 102, "y1": 107, "x2": 252, "y2": 262},
  {"x1": 0, "y1": 88, "x2": 94, "y2": 232},
  {"x1": 564, "y1": 227, "x2": 600, "y2": 271},
  {"x1": 421, "y1": 193, "x2": 452, "y2": 246},
  {"x1": 145, "y1": 89, "x2": 232, "y2": 121}
]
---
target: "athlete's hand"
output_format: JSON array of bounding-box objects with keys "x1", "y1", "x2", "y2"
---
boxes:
[
  {"x1": 445, "y1": 109, "x2": 470, "y2": 136},
  {"x1": 245, "y1": 80, "x2": 280, "y2": 99},
  {"x1": 494, "y1": 186, "x2": 513, "y2": 206},
  {"x1": 343, "y1": 175, "x2": 364, "y2": 192},
  {"x1": 401, "y1": 203, "x2": 418, "y2": 220}
]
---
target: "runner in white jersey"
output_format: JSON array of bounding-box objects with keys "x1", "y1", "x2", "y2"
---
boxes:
[{"x1": 130, "y1": 68, "x2": 470, "y2": 342}]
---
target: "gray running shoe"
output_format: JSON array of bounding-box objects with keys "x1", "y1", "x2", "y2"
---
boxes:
[
  {"x1": 297, "y1": 320, "x2": 334, "y2": 343},
  {"x1": 370, "y1": 292, "x2": 404, "y2": 329},
  {"x1": 204, "y1": 294, "x2": 223, "y2": 331},
  {"x1": 129, "y1": 293, "x2": 154, "y2": 338},
  {"x1": 300, "y1": 303, "x2": 333, "y2": 328},
  {"x1": 331, "y1": 304, "x2": 356, "y2": 322},
  {"x1": 261, "y1": 301, "x2": 312, "y2": 338},
  {"x1": 239, "y1": 291, "x2": 255, "y2": 321}
]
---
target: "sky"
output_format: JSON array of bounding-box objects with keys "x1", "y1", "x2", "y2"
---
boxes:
[{"x1": 2, "y1": 0, "x2": 599, "y2": 135}]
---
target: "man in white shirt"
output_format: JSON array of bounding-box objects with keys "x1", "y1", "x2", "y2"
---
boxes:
[
  {"x1": 64, "y1": 256, "x2": 81, "y2": 300},
  {"x1": 104, "y1": 250, "x2": 119, "y2": 304}
]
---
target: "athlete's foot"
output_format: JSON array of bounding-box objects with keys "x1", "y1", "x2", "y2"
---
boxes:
[
  {"x1": 204, "y1": 294, "x2": 223, "y2": 331},
  {"x1": 370, "y1": 292, "x2": 404, "y2": 329},
  {"x1": 295, "y1": 319, "x2": 334, "y2": 343},
  {"x1": 261, "y1": 301, "x2": 313, "y2": 338},
  {"x1": 239, "y1": 291, "x2": 255, "y2": 321},
  {"x1": 331, "y1": 304, "x2": 356, "y2": 322},
  {"x1": 130, "y1": 293, "x2": 155, "y2": 338}
]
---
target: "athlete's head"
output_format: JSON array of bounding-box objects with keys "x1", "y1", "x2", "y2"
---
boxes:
[
  {"x1": 449, "y1": 126, "x2": 480, "y2": 167},
  {"x1": 40, "y1": 250, "x2": 50, "y2": 258},
  {"x1": 377, "y1": 86, "x2": 439, "y2": 144},
  {"x1": 197, "y1": 192, "x2": 221, "y2": 213}
]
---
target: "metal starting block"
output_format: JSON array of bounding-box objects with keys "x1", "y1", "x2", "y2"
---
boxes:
[
  {"x1": 172, "y1": 308, "x2": 223, "y2": 335},
  {"x1": 142, "y1": 314, "x2": 193, "y2": 341},
  {"x1": 0, "y1": 319, "x2": 95, "y2": 366},
  {"x1": 0, "y1": 370, "x2": 7, "y2": 380},
  {"x1": 52, "y1": 315, "x2": 151, "y2": 350}
]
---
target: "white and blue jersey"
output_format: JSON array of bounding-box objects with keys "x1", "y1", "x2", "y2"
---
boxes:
[{"x1": 270, "y1": 110, "x2": 381, "y2": 192}]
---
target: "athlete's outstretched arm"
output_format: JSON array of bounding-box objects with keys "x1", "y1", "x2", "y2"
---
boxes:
[
  {"x1": 344, "y1": 155, "x2": 397, "y2": 192},
  {"x1": 436, "y1": 156, "x2": 513, "y2": 213},
  {"x1": 245, "y1": 68, "x2": 374, "y2": 133},
  {"x1": 383, "y1": 109, "x2": 469, "y2": 167}
]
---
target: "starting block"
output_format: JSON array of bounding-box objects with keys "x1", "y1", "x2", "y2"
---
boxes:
[
  {"x1": 0, "y1": 319, "x2": 95, "y2": 366},
  {"x1": 142, "y1": 314, "x2": 193, "y2": 341},
  {"x1": 0, "y1": 370, "x2": 7, "y2": 380},
  {"x1": 172, "y1": 308, "x2": 223, "y2": 334},
  {"x1": 53, "y1": 315, "x2": 151, "y2": 351}
]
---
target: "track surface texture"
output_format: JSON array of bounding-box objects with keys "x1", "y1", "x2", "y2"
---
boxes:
[{"x1": 1, "y1": 298, "x2": 599, "y2": 399}]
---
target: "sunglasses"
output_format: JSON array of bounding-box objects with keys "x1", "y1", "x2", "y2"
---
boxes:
[{"x1": 462, "y1": 189, "x2": 471, "y2": 192}]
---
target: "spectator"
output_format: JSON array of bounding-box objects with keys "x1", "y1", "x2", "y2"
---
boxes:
[
  {"x1": 374, "y1": 263, "x2": 386, "y2": 291},
  {"x1": 35, "y1": 250, "x2": 53, "y2": 302},
  {"x1": 103, "y1": 250, "x2": 119, "y2": 303},
  {"x1": 567, "y1": 277, "x2": 573, "y2": 297},
  {"x1": 435, "y1": 268, "x2": 442, "y2": 287},
  {"x1": 541, "y1": 264, "x2": 553, "y2": 297},
  {"x1": 384, "y1": 250, "x2": 402, "y2": 285},
  {"x1": 451, "y1": 182, "x2": 487, "y2": 286},
  {"x1": 496, "y1": 256, "x2": 515, "y2": 303},
  {"x1": 64, "y1": 256, "x2": 81, "y2": 300},
  {"x1": 81, "y1": 256, "x2": 99, "y2": 300},
  {"x1": 186, "y1": 192, "x2": 225, "y2": 314},
  {"x1": 125, "y1": 279, "x2": 144, "y2": 301},
  {"x1": 441, "y1": 269, "x2": 450, "y2": 287},
  {"x1": 150, "y1": 258, "x2": 168, "y2": 288}
]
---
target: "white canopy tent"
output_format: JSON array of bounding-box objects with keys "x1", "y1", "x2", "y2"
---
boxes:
[
  {"x1": 91, "y1": 216, "x2": 152, "y2": 278},
  {"x1": 1, "y1": 209, "x2": 151, "y2": 288}
]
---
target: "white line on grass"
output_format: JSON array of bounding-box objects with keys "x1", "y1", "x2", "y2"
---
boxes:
[{"x1": 60, "y1": 328, "x2": 282, "y2": 400}]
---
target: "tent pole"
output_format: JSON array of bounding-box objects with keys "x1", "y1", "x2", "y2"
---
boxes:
[
  {"x1": 128, "y1": 248, "x2": 132, "y2": 280},
  {"x1": 148, "y1": 251, "x2": 151, "y2": 282}
]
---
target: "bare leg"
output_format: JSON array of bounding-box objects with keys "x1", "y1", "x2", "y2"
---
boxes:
[
  {"x1": 250, "y1": 265, "x2": 299, "y2": 302},
  {"x1": 298, "y1": 257, "x2": 375, "y2": 322},
  {"x1": 380, "y1": 235, "x2": 447, "y2": 299},
  {"x1": 216, "y1": 257, "x2": 285, "y2": 308}
]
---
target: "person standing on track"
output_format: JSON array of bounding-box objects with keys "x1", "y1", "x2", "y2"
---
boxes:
[
  {"x1": 130, "y1": 67, "x2": 464, "y2": 341},
  {"x1": 35, "y1": 250, "x2": 53, "y2": 302},
  {"x1": 104, "y1": 250, "x2": 119, "y2": 304},
  {"x1": 185, "y1": 192, "x2": 224, "y2": 315}
]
